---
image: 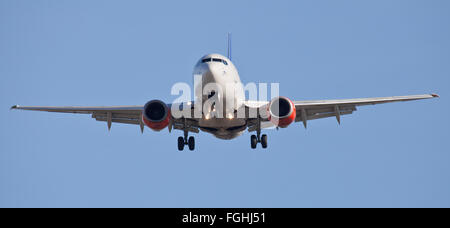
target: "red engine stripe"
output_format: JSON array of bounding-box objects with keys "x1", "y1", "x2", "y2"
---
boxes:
[
  {"x1": 142, "y1": 109, "x2": 171, "y2": 131},
  {"x1": 268, "y1": 97, "x2": 296, "y2": 128}
]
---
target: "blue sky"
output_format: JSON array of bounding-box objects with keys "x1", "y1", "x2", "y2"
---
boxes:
[{"x1": 1, "y1": 0, "x2": 449, "y2": 207}]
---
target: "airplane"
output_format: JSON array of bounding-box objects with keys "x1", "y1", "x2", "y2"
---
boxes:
[{"x1": 11, "y1": 35, "x2": 439, "y2": 151}]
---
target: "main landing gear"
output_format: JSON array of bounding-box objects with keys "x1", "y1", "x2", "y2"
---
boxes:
[
  {"x1": 250, "y1": 132, "x2": 268, "y2": 149},
  {"x1": 250, "y1": 119, "x2": 268, "y2": 149},
  {"x1": 178, "y1": 130, "x2": 195, "y2": 151}
]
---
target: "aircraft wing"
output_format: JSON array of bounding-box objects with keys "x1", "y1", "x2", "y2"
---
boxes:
[
  {"x1": 293, "y1": 94, "x2": 439, "y2": 127},
  {"x1": 10, "y1": 104, "x2": 202, "y2": 133},
  {"x1": 246, "y1": 93, "x2": 438, "y2": 131},
  {"x1": 11, "y1": 93, "x2": 438, "y2": 132},
  {"x1": 10, "y1": 105, "x2": 145, "y2": 130}
]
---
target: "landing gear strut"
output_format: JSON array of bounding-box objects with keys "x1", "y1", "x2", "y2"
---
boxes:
[
  {"x1": 178, "y1": 127, "x2": 195, "y2": 151},
  {"x1": 250, "y1": 118, "x2": 268, "y2": 149}
]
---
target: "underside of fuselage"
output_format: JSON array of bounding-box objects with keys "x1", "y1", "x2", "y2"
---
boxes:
[
  {"x1": 199, "y1": 122, "x2": 246, "y2": 140},
  {"x1": 198, "y1": 115, "x2": 247, "y2": 140}
]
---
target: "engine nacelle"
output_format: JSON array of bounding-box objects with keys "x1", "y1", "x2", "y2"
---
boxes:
[
  {"x1": 268, "y1": 96, "x2": 296, "y2": 128},
  {"x1": 142, "y1": 100, "x2": 171, "y2": 131}
]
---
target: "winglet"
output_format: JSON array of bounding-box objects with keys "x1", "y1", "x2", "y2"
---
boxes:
[
  {"x1": 10, "y1": 105, "x2": 18, "y2": 110},
  {"x1": 431, "y1": 93, "x2": 439, "y2": 98}
]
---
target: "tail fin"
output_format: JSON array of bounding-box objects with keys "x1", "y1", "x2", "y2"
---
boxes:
[{"x1": 227, "y1": 33, "x2": 232, "y2": 61}]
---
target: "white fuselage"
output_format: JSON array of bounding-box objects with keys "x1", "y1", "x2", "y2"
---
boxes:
[{"x1": 192, "y1": 54, "x2": 247, "y2": 139}]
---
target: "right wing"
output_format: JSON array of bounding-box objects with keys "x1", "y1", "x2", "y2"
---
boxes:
[
  {"x1": 10, "y1": 103, "x2": 201, "y2": 133},
  {"x1": 10, "y1": 105, "x2": 145, "y2": 130}
]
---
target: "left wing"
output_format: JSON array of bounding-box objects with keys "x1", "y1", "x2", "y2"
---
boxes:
[
  {"x1": 292, "y1": 94, "x2": 439, "y2": 128},
  {"x1": 245, "y1": 93, "x2": 439, "y2": 131}
]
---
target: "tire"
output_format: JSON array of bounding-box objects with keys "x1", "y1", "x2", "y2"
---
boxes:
[
  {"x1": 188, "y1": 136, "x2": 195, "y2": 151},
  {"x1": 261, "y1": 134, "x2": 268, "y2": 148},
  {"x1": 178, "y1": 136, "x2": 184, "y2": 151},
  {"x1": 250, "y1": 135, "x2": 257, "y2": 149}
]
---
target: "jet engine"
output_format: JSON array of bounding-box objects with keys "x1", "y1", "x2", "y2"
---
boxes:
[
  {"x1": 142, "y1": 100, "x2": 171, "y2": 131},
  {"x1": 268, "y1": 96, "x2": 296, "y2": 128}
]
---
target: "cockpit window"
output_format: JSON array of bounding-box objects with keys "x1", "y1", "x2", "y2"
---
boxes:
[{"x1": 202, "y1": 58, "x2": 228, "y2": 65}]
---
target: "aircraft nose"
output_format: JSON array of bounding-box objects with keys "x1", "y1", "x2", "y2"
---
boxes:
[{"x1": 203, "y1": 64, "x2": 224, "y2": 83}]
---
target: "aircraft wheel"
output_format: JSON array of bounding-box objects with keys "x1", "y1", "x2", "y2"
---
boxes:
[
  {"x1": 188, "y1": 136, "x2": 195, "y2": 151},
  {"x1": 261, "y1": 134, "x2": 268, "y2": 149},
  {"x1": 251, "y1": 135, "x2": 257, "y2": 149},
  {"x1": 178, "y1": 136, "x2": 184, "y2": 151}
]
